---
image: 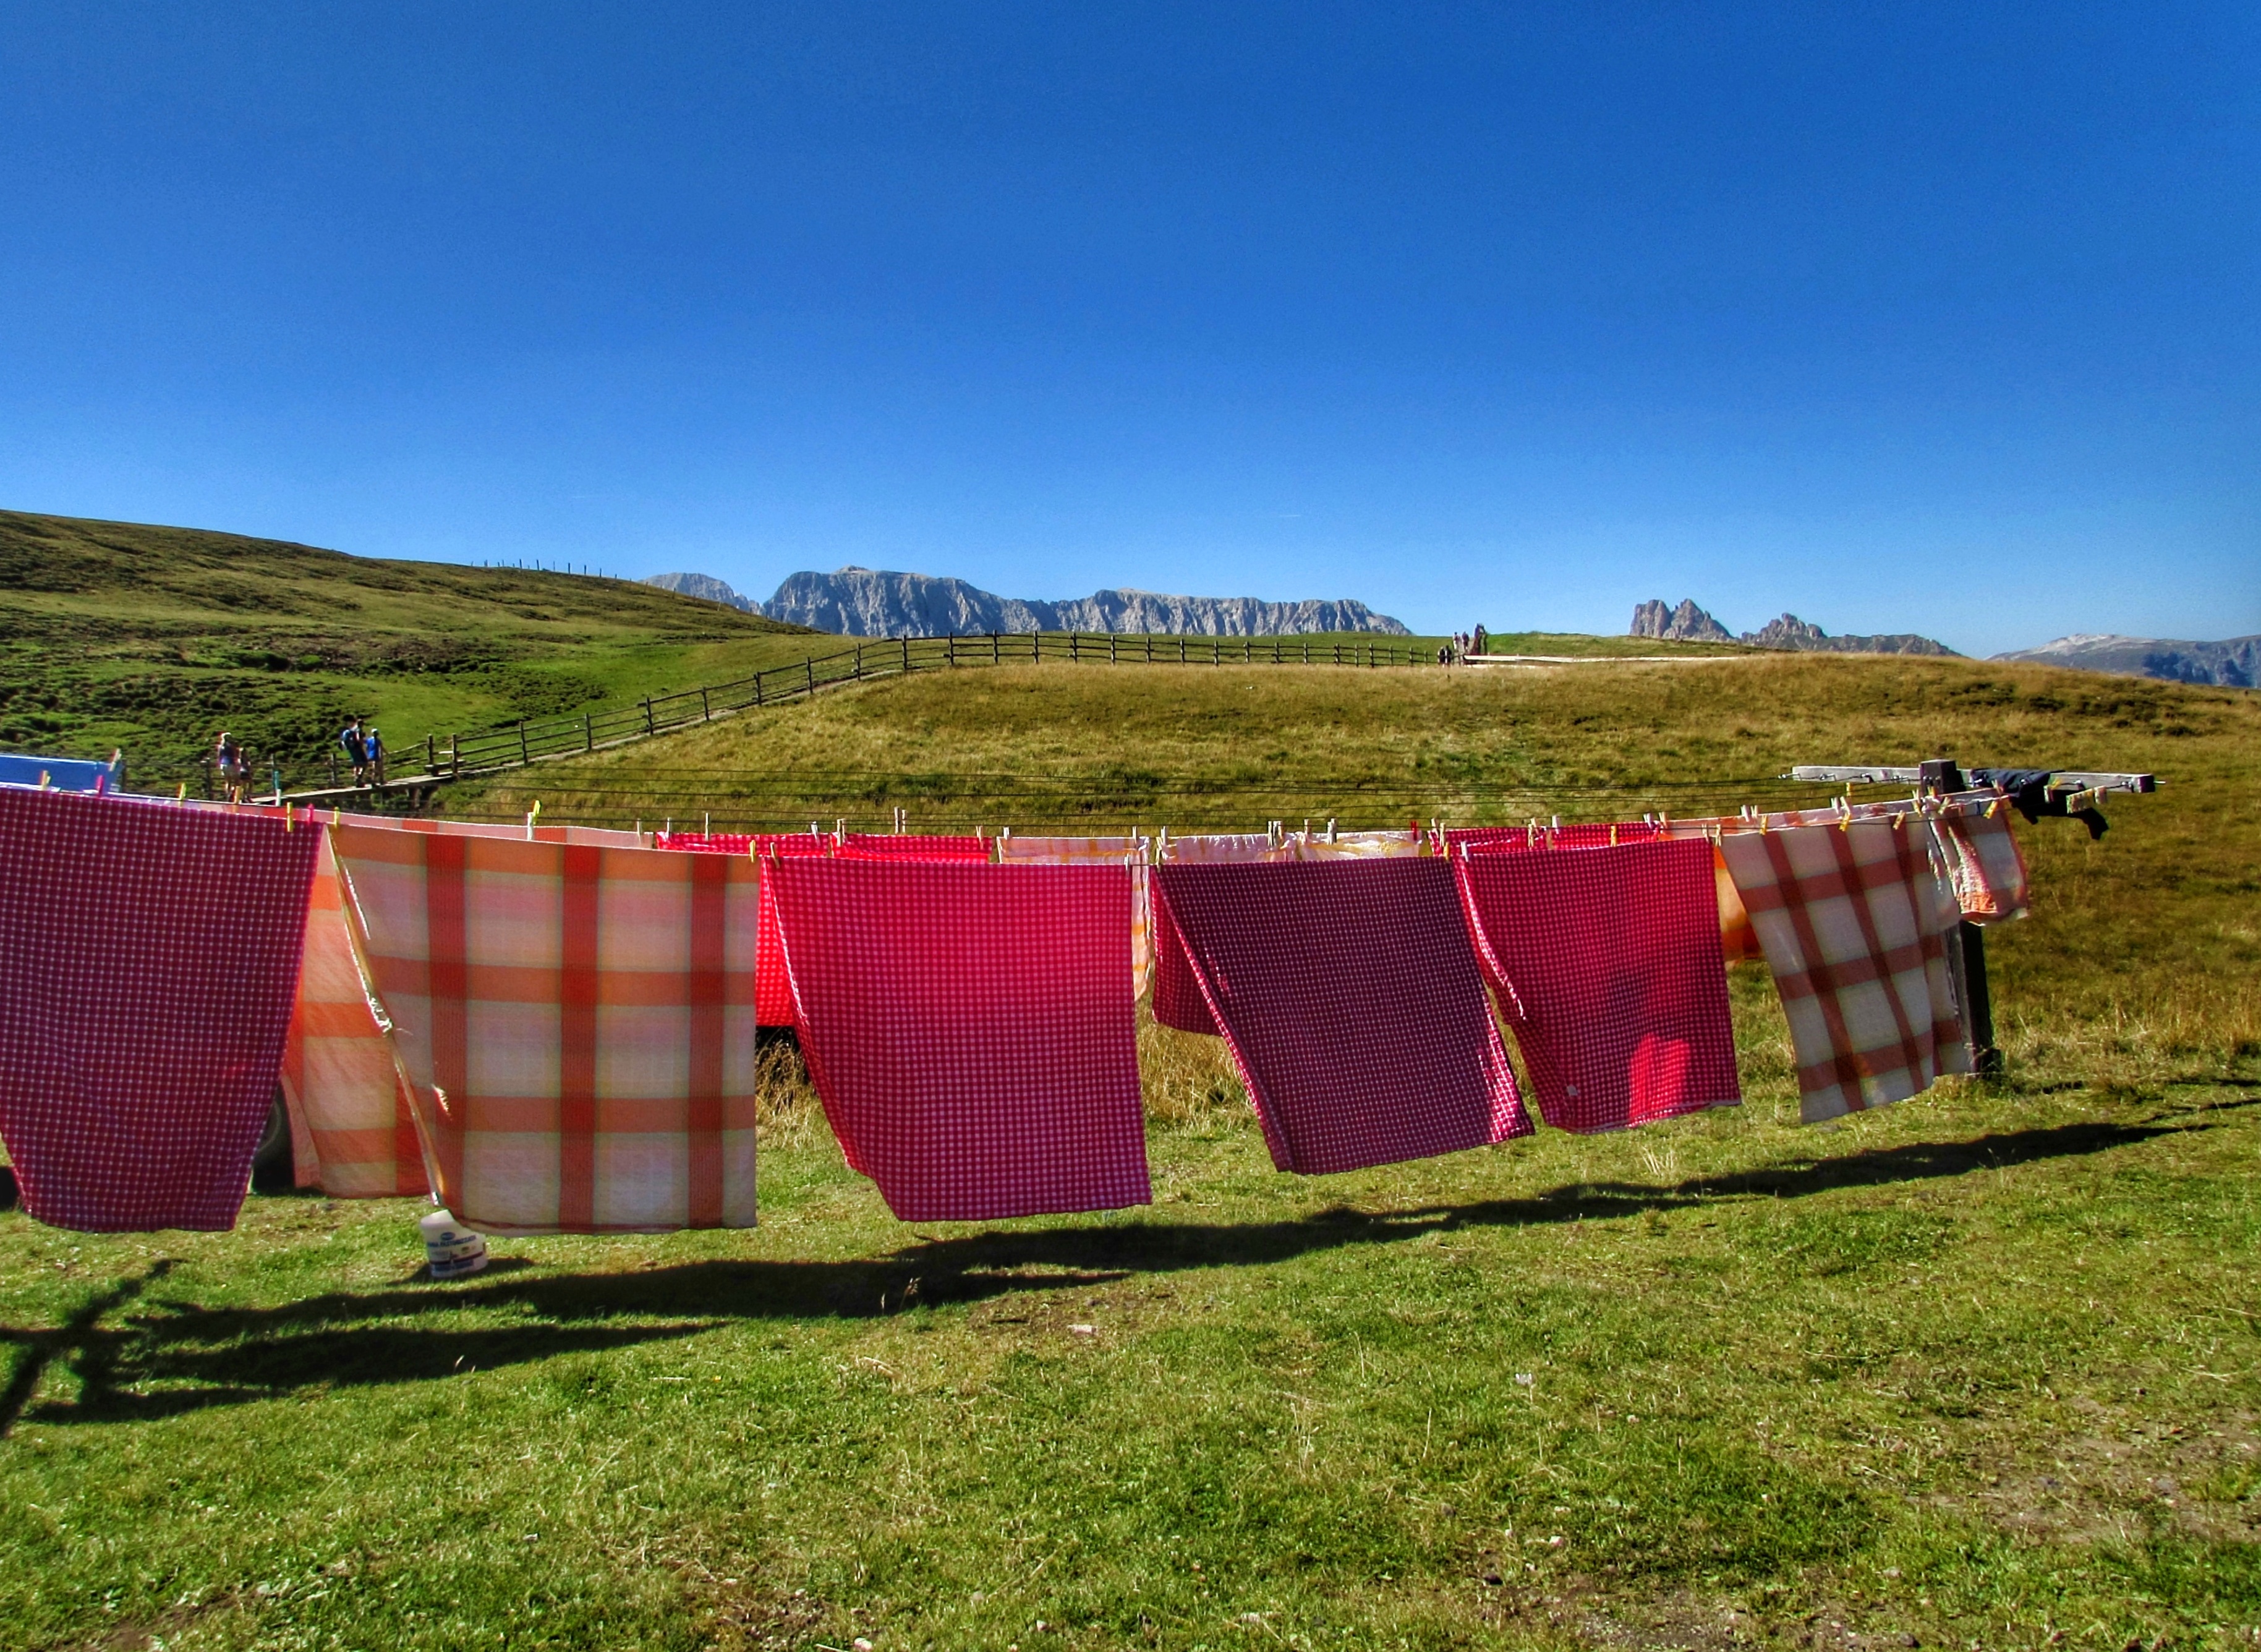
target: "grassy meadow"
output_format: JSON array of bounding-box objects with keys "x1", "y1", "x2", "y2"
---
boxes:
[
  {"x1": 3, "y1": 649, "x2": 2259, "y2": 1650},
  {"x1": 0, "y1": 510, "x2": 817, "y2": 791}
]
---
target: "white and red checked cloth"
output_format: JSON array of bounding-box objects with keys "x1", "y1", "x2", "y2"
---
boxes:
[
  {"x1": 280, "y1": 829, "x2": 427, "y2": 1196},
  {"x1": 1445, "y1": 822, "x2": 1663, "y2": 854},
  {"x1": 331, "y1": 823, "x2": 762, "y2": 1233},
  {"x1": 1454, "y1": 839, "x2": 1741, "y2": 1133},
  {"x1": 0, "y1": 788, "x2": 317, "y2": 1231},
  {"x1": 767, "y1": 857, "x2": 1150, "y2": 1221},
  {"x1": 1930, "y1": 804, "x2": 2030, "y2": 924},
  {"x1": 280, "y1": 814, "x2": 656, "y2": 1196},
  {"x1": 1151, "y1": 857, "x2": 1531, "y2": 1174},
  {"x1": 1718, "y1": 818, "x2": 1970, "y2": 1124},
  {"x1": 1292, "y1": 828, "x2": 1427, "y2": 861}
]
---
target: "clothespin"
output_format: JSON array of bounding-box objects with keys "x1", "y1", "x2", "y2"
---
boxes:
[
  {"x1": 284, "y1": 803, "x2": 294, "y2": 832},
  {"x1": 1608, "y1": 822, "x2": 1619, "y2": 847},
  {"x1": 525, "y1": 800, "x2": 543, "y2": 840},
  {"x1": 834, "y1": 818, "x2": 846, "y2": 846},
  {"x1": 1326, "y1": 817, "x2": 1338, "y2": 843},
  {"x1": 1550, "y1": 814, "x2": 1561, "y2": 830},
  {"x1": 176, "y1": 782, "x2": 187, "y2": 802},
  {"x1": 38, "y1": 770, "x2": 50, "y2": 790}
]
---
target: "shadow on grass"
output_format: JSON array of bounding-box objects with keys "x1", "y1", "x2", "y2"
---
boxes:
[{"x1": 0, "y1": 1112, "x2": 2220, "y2": 1429}]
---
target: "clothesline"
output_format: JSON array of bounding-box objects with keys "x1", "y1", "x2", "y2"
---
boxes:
[{"x1": 0, "y1": 776, "x2": 2067, "y2": 1243}]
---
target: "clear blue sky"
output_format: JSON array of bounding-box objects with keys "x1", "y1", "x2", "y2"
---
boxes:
[{"x1": 2, "y1": 4, "x2": 2254, "y2": 651}]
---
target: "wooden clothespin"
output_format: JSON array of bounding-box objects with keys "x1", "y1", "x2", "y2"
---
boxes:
[{"x1": 526, "y1": 800, "x2": 543, "y2": 839}]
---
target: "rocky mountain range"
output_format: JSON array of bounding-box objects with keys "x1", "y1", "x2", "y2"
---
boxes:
[
  {"x1": 642, "y1": 571, "x2": 760, "y2": 613},
  {"x1": 1989, "y1": 632, "x2": 2259, "y2": 689},
  {"x1": 644, "y1": 566, "x2": 1409, "y2": 637},
  {"x1": 1630, "y1": 598, "x2": 1957, "y2": 657}
]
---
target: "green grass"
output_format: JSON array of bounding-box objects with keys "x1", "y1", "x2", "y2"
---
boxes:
[
  {"x1": 0, "y1": 509, "x2": 819, "y2": 790},
  {"x1": 4, "y1": 623, "x2": 2259, "y2": 1648}
]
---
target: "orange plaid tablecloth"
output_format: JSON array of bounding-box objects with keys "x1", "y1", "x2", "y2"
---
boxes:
[
  {"x1": 279, "y1": 830, "x2": 427, "y2": 1196},
  {"x1": 331, "y1": 822, "x2": 761, "y2": 1233},
  {"x1": 278, "y1": 815, "x2": 654, "y2": 1197},
  {"x1": 1719, "y1": 818, "x2": 1970, "y2": 1124}
]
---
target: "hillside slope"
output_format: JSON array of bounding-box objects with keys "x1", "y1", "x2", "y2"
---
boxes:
[{"x1": 0, "y1": 510, "x2": 817, "y2": 786}]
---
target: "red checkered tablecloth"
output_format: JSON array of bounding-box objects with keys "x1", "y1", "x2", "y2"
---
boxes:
[
  {"x1": 0, "y1": 789, "x2": 317, "y2": 1231},
  {"x1": 767, "y1": 857, "x2": 1150, "y2": 1222},
  {"x1": 1151, "y1": 857, "x2": 1531, "y2": 1174},
  {"x1": 1454, "y1": 839, "x2": 1741, "y2": 1133},
  {"x1": 1718, "y1": 819, "x2": 1970, "y2": 1123}
]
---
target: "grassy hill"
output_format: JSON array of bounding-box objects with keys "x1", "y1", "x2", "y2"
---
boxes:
[
  {"x1": 0, "y1": 509, "x2": 820, "y2": 790},
  {"x1": 4, "y1": 550, "x2": 2259, "y2": 1647}
]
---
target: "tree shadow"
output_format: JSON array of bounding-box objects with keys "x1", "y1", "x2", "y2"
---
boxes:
[{"x1": 0, "y1": 1112, "x2": 2212, "y2": 1431}]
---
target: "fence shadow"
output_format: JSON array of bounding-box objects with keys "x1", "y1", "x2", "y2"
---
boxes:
[{"x1": 0, "y1": 1112, "x2": 2206, "y2": 1431}]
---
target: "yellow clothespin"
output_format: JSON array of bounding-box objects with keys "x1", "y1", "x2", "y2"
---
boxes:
[
  {"x1": 284, "y1": 803, "x2": 294, "y2": 832},
  {"x1": 526, "y1": 799, "x2": 543, "y2": 840},
  {"x1": 1609, "y1": 822, "x2": 1619, "y2": 847},
  {"x1": 176, "y1": 782, "x2": 187, "y2": 802}
]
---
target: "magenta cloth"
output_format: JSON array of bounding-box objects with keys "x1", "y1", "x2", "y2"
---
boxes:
[
  {"x1": 838, "y1": 833, "x2": 991, "y2": 861},
  {"x1": 1454, "y1": 839, "x2": 1741, "y2": 1134},
  {"x1": 656, "y1": 830, "x2": 824, "y2": 1028},
  {"x1": 1151, "y1": 891, "x2": 1220, "y2": 1034},
  {"x1": 0, "y1": 789, "x2": 317, "y2": 1231},
  {"x1": 1151, "y1": 858, "x2": 1531, "y2": 1174},
  {"x1": 767, "y1": 857, "x2": 1151, "y2": 1220}
]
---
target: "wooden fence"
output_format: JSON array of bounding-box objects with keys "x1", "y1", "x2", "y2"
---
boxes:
[{"x1": 398, "y1": 631, "x2": 1432, "y2": 788}]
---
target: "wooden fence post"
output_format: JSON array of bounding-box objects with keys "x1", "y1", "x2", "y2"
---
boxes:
[
  {"x1": 902, "y1": 637, "x2": 911, "y2": 674},
  {"x1": 701, "y1": 688, "x2": 711, "y2": 720},
  {"x1": 426, "y1": 734, "x2": 436, "y2": 774},
  {"x1": 519, "y1": 721, "x2": 530, "y2": 765},
  {"x1": 855, "y1": 645, "x2": 864, "y2": 679},
  {"x1": 584, "y1": 715, "x2": 594, "y2": 751}
]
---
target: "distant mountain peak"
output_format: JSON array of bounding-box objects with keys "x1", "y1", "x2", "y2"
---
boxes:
[
  {"x1": 642, "y1": 571, "x2": 761, "y2": 615},
  {"x1": 1992, "y1": 632, "x2": 2257, "y2": 688},
  {"x1": 1630, "y1": 598, "x2": 1956, "y2": 657},
  {"x1": 764, "y1": 567, "x2": 1410, "y2": 638},
  {"x1": 1630, "y1": 598, "x2": 1734, "y2": 643}
]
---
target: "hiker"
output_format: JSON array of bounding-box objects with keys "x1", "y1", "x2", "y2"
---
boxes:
[
  {"x1": 365, "y1": 725, "x2": 386, "y2": 785},
  {"x1": 339, "y1": 717, "x2": 368, "y2": 786},
  {"x1": 1471, "y1": 625, "x2": 1488, "y2": 657},
  {"x1": 212, "y1": 731, "x2": 246, "y2": 801}
]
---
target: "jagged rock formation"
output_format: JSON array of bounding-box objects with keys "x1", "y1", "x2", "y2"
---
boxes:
[
  {"x1": 1629, "y1": 599, "x2": 1956, "y2": 656},
  {"x1": 763, "y1": 567, "x2": 1411, "y2": 637},
  {"x1": 1990, "y1": 632, "x2": 2259, "y2": 689},
  {"x1": 642, "y1": 572, "x2": 762, "y2": 614},
  {"x1": 1740, "y1": 613, "x2": 1957, "y2": 656},
  {"x1": 1630, "y1": 598, "x2": 1735, "y2": 643}
]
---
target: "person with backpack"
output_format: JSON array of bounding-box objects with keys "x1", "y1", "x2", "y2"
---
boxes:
[
  {"x1": 339, "y1": 717, "x2": 368, "y2": 786},
  {"x1": 212, "y1": 730, "x2": 246, "y2": 801},
  {"x1": 365, "y1": 725, "x2": 387, "y2": 785}
]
